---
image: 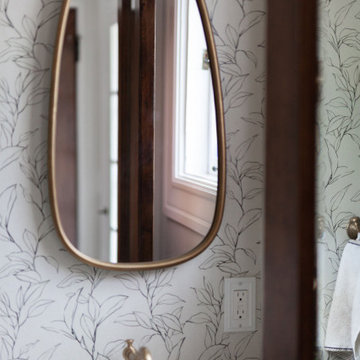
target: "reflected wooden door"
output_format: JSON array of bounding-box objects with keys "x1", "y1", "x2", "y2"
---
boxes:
[
  {"x1": 56, "y1": 9, "x2": 78, "y2": 245},
  {"x1": 118, "y1": 0, "x2": 154, "y2": 262}
]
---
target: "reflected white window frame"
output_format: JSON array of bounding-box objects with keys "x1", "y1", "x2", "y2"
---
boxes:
[
  {"x1": 174, "y1": 0, "x2": 217, "y2": 193},
  {"x1": 109, "y1": 22, "x2": 119, "y2": 263},
  {"x1": 162, "y1": 0, "x2": 217, "y2": 236}
]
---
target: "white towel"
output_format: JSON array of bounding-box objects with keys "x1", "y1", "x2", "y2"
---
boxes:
[
  {"x1": 325, "y1": 241, "x2": 360, "y2": 355},
  {"x1": 352, "y1": 277, "x2": 360, "y2": 359}
]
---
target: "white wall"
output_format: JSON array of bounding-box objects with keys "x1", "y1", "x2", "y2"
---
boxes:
[
  {"x1": 72, "y1": 0, "x2": 118, "y2": 261},
  {"x1": 0, "y1": 0, "x2": 265, "y2": 359}
]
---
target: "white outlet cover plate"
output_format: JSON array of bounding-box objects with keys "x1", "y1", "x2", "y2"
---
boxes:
[{"x1": 224, "y1": 277, "x2": 256, "y2": 332}]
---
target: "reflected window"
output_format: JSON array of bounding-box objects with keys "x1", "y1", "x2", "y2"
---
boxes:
[
  {"x1": 162, "y1": 0, "x2": 217, "y2": 241},
  {"x1": 109, "y1": 22, "x2": 119, "y2": 263},
  {"x1": 175, "y1": 0, "x2": 217, "y2": 191}
]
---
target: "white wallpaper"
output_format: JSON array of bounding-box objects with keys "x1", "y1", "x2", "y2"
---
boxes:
[
  {"x1": 0, "y1": 0, "x2": 265, "y2": 359},
  {"x1": 317, "y1": 0, "x2": 360, "y2": 359}
]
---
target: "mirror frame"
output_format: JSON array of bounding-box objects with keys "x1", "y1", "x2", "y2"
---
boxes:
[{"x1": 48, "y1": 0, "x2": 226, "y2": 270}]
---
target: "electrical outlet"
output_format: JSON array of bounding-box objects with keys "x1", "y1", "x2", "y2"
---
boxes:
[
  {"x1": 224, "y1": 277, "x2": 256, "y2": 332},
  {"x1": 233, "y1": 289, "x2": 249, "y2": 322}
]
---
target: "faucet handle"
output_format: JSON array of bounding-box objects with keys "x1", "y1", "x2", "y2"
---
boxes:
[
  {"x1": 125, "y1": 339, "x2": 134, "y2": 347},
  {"x1": 138, "y1": 347, "x2": 152, "y2": 360},
  {"x1": 123, "y1": 339, "x2": 152, "y2": 360},
  {"x1": 123, "y1": 339, "x2": 136, "y2": 360}
]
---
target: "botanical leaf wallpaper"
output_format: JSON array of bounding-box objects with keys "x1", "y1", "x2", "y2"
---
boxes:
[
  {"x1": 317, "y1": 0, "x2": 360, "y2": 359},
  {"x1": 0, "y1": 0, "x2": 265, "y2": 359}
]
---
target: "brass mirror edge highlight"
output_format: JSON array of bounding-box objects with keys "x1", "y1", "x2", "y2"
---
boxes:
[{"x1": 48, "y1": 0, "x2": 226, "y2": 270}]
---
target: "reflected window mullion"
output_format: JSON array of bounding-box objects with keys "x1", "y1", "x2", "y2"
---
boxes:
[{"x1": 109, "y1": 23, "x2": 119, "y2": 263}]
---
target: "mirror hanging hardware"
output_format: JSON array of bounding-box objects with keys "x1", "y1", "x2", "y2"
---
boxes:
[
  {"x1": 202, "y1": 49, "x2": 210, "y2": 70},
  {"x1": 347, "y1": 216, "x2": 360, "y2": 239},
  {"x1": 123, "y1": 339, "x2": 152, "y2": 360}
]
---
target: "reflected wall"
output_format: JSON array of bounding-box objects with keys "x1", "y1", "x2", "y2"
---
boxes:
[{"x1": 316, "y1": 1, "x2": 360, "y2": 358}]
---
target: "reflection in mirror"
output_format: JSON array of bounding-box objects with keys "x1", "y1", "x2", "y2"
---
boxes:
[
  {"x1": 316, "y1": 1, "x2": 360, "y2": 357},
  {"x1": 53, "y1": 0, "x2": 222, "y2": 265}
]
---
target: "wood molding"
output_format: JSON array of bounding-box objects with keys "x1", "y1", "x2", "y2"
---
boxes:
[
  {"x1": 138, "y1": 0, "x2": 155, "y2": 261},
  {"x1": 264, "y1": 0, "x2": 317, "y2": 358},
  {"x1": 117, "y1": 0, "x2": 154, "y2": 262}
]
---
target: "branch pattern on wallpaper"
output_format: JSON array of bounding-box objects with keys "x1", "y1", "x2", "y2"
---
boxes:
[
  {"x1": 317, "y1": 1, "x2": 360, "y2": 359},
  {"x1": 0, "y1": 0, "x2": 265, "y2": 359}
]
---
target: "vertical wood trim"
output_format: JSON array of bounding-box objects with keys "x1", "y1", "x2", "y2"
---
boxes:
[
  {"x1": 118, "y1": 0, "x2": 139, "y2": 261},
  {"x1": 118, "y1": 0, "x2": 130, "y2": 261},
  {"x1": 118, "y1": 0, "x2": 154, "y2": 262},
  {"x1": 264, "y1": 0, "x2": 317, "y2": 358},
  {"x1": 138, "y1": 0, "x2": 154, "y2": 261},
  {"x1": 128, "y1": 4, "x2": 140, "y2": 261}
]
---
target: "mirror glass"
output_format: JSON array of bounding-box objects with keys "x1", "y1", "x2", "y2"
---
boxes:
[
  {"x1": 53, "y1": 0, "x2": 221, "y2": 264},
  {"x1": 315, "y1": 0, "x2": 360, "y2": 356}
]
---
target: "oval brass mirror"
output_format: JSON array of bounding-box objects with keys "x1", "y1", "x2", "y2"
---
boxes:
[{"x1": 49, "y1": 0, "x2": 225, "y2": 270}]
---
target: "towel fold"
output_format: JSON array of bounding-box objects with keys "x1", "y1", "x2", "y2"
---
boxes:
[
  {"x1": 352, "y1": 278, "x2": 360, "y2": 359},
  {"x1": 325, "y1": 241, "x2": 360, "y2": 356}
]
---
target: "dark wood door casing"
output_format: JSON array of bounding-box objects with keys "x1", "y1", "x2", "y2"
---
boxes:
[
  {"x1": 118, "y1": 0, "x2": 154, "y2": 262},
  {"x1": 264, "y1": 0, "x2": 317, "y2": 358},
  {"x1": 137, "y1": 0, "x2": 155, "y2": 261}
]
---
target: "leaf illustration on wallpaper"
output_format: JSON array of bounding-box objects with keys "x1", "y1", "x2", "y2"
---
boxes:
[
  {"x1": 329, "y1": 185, "x2": 351, "y2": 212},
  {"x1": 335, "y1": 1, "x2": 356, "y2": 26},
  {"x1": 44, "y1": 288, "x2": 128, "y2": 360},
  {"x1": 0, "y1": 0, "x2": 57, "y2": 215},
  {"x1": 38, "y1": 344, "x2": 61, "y2": 360},
  {"x1": 0, "y1": 0, "x2": 60, "y2": 70},
  {"x1": 211, "y1": 1, "x2": 264, "y2": 115},
  {"x1": 0, "y1": 146, "x2": 22, "y2": 170},
  {"x1": 204, "y1": 0, "x2": 219, "y2": 20},
  {"x1": 190, "y1": 277, "x2": 258, "y2": 360},
  {"x1": 201, "y1": 132, "x2": 262, "y2": 274},
  {"x1": 57, "y1": 264, "x2": 107, "y2": 292},
  {"x1": 0, "y1": 184, "x2": 16, "y2": 240},
  {"x1": 241, "y1": 107, "x2": 265, "y2": 128},
  {"x1": 189, "y1": 278, "x2": 225, "y2": 346},
  {"x1": 0, "y1": 183, "x2": 57, "y2": 281},
  {"x1": 200, "y1": 225, "x2": 257, "y2": 276},
  {"x1": 0, "y1": 0, "x2": 58, "y2": 285},
  {"x1": 115, "y1": 270, "x2": 186, "y2": 359},
  {"x1": 0, "y1": 281, "x2": 54, "y2": 359}
]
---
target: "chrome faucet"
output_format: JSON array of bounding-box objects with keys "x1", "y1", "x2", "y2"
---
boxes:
[{"x1": 123, "y1": 339, "x2": 152, "y2": 360}]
